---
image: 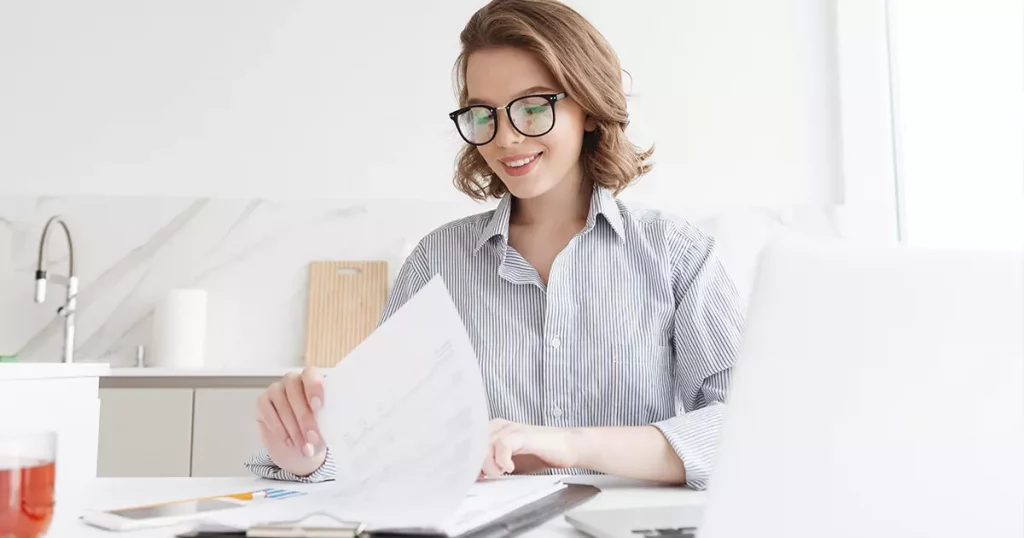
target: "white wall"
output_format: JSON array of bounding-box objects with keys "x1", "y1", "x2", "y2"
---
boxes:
[{"x1": 0, "y1": 0, "x2": 842, "y2": 207}]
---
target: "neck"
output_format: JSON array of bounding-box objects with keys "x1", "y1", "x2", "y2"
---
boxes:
[{"x1": 511, "y1": 173, "x2": 593, "y2": 228}]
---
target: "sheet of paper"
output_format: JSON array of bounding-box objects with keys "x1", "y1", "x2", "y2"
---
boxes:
[
  {"x1": 310, "y1": 274, "x2": 492, "y2": 530},
  {"x1": 199, "y1": 276, "x2": 569, "y2": 534}
]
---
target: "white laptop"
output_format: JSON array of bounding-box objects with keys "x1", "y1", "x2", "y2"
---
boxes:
[{"x1": 567, "y1": 239, "x2": 1023, "y2": 538}]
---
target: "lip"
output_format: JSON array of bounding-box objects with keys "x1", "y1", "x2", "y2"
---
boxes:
[
  {"x1": 499, "y1": 152, "x2": 543, "y2": 177},
  {"x1": 499, "y1": 152, "x2": 542, "y2": 163}
]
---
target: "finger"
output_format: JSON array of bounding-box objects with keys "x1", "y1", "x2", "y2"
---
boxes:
[
  {"x1": 256, "y1": 419, "x2": 273, "y2": 446},
  {"x1": 301, "y1": 367, "x2": 324, "y2": 412},
  {"x1": 481, "y1": 443, "x2": 505, "y2": 479},
  {"x1": 483, "y1": 431, "x2": 522, "y2": 478},
  {"x1": 270, "y1": 380, "x2": 306, "y2": 451},
  {"x1": 285, "y1": 374, "x2": 319, "y2": 454},
  {"x1": 493, "y1": 434, "x2": 521, "y2": 474},
  {"x1": 483, "y1": 421, "x2": 520, "y2": 477},
  {"x1": 256, "y1": 392, "x2": 293, "y2": 448},
  {"x1": 481, "y1": 432, "x2": 508, "y2": 478}
]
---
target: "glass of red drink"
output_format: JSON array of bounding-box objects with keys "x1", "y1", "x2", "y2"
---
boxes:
[{"x1": 0, "y1": 431, "x2": 56, "y2": 538}]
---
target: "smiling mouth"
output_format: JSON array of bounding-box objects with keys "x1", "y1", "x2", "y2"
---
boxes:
[{"x1": 500, "y1": 152, "x2": 542, "y2": 168}]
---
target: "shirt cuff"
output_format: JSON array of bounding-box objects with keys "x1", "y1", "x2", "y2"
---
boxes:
[
  {"x1": 243, "y1": 447, "x2": 337, "y2": 483},
  {"x1": 652, "y1": 402, "x2": 725, "y2": 490}
]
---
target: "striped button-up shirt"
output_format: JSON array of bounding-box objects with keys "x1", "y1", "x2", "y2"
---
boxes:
[{"x1": 245, "y1": 185, "x2": 745, "y2": 490}]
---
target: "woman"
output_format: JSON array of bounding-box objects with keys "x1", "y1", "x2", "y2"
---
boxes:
[{"x1": 246, "y1": 0, "x2": 744, "y2": 491}]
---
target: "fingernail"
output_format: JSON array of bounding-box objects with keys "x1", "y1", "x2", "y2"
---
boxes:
[
  {"x1": 307, "y1": 430, "x2": 319, "y2": 445},
  {"x1": 303, "y1": 443, "x2": 314, "y2": 458},
  {"x1": 310, "y1": 397, "x2": 322, "y2": 411}
]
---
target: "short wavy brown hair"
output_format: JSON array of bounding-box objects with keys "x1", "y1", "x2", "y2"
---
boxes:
[{"x1": 452, "y1": 0, "x2": 654, "y2": 201}]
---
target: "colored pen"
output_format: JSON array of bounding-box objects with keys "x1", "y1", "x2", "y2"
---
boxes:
[{"x1": 220, "y1": 490, "x2": 268, "y2": 501}]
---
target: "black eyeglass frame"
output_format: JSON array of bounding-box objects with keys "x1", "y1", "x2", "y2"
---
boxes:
[{"x1": 448, "y1": 92, "x2": 568, "y2": 146}]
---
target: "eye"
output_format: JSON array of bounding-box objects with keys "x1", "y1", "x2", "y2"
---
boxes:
[
  {"x1": 523, "y1": 105, "x2": 547, "y2": 116},
  {"x1": 472, "y1": 109, "x2": 492, "y2": 124}
]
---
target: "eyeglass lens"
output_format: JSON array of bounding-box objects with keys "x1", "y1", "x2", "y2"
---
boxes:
[{"x1": 455, "y1": 96, "x2": 555, "y2": 145}]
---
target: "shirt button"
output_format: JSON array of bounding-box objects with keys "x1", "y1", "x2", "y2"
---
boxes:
[
  {"x1": 549, "y1": 336, "x2": 561, "y2": 349},
  {"x1": 550, "y1": 406, "x2": 563, "y2": 418}
]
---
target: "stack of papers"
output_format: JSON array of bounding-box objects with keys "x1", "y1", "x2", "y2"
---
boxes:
[
  {"x1": 205, "y1": 276, "x2": 567, "y2": 535},
  {"x1": 436, "y1": 478, "x2": 567, "y2": 536}
]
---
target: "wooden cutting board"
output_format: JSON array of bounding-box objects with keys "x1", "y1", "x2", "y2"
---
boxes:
[{"x1": 303, "y1": 261, "x2": 389, "y2": 367}]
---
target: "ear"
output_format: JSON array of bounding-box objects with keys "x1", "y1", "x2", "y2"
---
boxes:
[{"x1": 584, "y1": 116, "x2": 598, "y2": 132}]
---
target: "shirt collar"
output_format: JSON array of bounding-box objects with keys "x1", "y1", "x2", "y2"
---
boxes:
[
  {"x1": 586, "y1": 185, "x2": 626, "y2": 239},
  {"x1": 473, "y1": 191, "x2": 515, "y2": 253},
  {"x1": 473, "y1": 185, "x2": 625, "y2": 253}
]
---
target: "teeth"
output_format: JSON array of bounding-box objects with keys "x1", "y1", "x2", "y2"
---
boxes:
[{"x1": 504, "y1": 154, "x2": 538, "y2": 168}]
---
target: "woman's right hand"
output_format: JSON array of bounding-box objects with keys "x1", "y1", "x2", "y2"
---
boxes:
[{"x1": 256, "y1": 366, "x2": 327, "y2": 477}]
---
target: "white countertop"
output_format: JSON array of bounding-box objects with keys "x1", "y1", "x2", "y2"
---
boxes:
[
  {"x1": 0, "y1": 362, "x2": 110, "y2": 380},
  {"x1": 0, "y1": 363, "x2": 306, "y2": 379},
  {"x1": 52, "y1": 475, "x2": 703, "y2": 538},
  {"x1": 106, "y1": 366, "x2": 305, "y2": 378}
]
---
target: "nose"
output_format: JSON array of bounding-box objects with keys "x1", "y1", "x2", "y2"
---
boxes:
[{"x1": 493, "y1": 110, "x2": 523, "y2": 148}]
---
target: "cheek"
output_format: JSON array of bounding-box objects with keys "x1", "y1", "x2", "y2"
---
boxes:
[
  {"x1": 541, "y1": 119, "x2": 585, "y2": 163},
  {"x1": 476, "y1": 146, "x2": 501, "y2": 168}
]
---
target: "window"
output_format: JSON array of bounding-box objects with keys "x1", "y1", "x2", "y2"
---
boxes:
[
  {"x1": 834, "y1": 0, "x2": 1022, "y2": 250},
  {"x1": 888, "y1": 0, "x2": 1023, "y2": 250}
]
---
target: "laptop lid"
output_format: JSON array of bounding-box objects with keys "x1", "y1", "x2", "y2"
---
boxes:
[{"x1": 699, "y1": 240, "x2": 1023, "y2": 538}]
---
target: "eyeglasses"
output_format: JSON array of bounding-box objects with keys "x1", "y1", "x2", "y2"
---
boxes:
[{"x1": 448, "y1": 92, "x2": 567, "y2": 146}]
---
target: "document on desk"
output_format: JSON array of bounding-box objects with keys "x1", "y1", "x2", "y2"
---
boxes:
[{"x1": 211, "y1": 274, "x2": 566, "y2": 535}]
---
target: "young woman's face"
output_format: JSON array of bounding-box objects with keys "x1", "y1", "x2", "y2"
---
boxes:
[{"x1": 464, "y1": 47, "x2": 594, "y2": 200}]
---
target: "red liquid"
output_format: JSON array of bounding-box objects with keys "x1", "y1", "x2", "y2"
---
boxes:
[{"x1": 0, "y1": 460, "x2": 55, "y2": 538}]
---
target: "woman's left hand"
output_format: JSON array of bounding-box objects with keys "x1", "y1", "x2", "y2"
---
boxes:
[{"x1": 479, "y1": 419, "x2": 580, "y2": 478}]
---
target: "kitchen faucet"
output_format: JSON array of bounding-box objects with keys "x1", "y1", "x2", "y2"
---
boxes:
[{"x1": 34, "y1": 215, "x2": 78, "y2": 364}]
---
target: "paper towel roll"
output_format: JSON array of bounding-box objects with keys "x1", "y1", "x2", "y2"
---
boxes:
[{"x1": 150, "y1": 289, "x2": 207, "y2": 369}]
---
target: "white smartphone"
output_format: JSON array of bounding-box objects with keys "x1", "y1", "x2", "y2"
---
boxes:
[{"x1": 81, "y1": 497, "x2": 248, "y2": 531}]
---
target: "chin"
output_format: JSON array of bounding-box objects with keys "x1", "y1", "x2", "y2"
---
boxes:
[
  {"x1": 497, "y1": 167, "x2": 561, "y2": 200},
  {"x1": 503, "y1": 179, "x2": 550, "y2": 199}
]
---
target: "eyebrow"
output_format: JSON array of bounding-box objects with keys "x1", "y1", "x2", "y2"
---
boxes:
[{"x1": 466, "y1": 85, "x2": 560, "y2": 106}]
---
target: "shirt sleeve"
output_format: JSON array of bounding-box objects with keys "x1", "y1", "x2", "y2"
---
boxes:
[
  {"x1": 243, "y1": 447, "x2": 338, "y2": 482},
  {"x1": 651, "y1": 226, "x2": 746, "y2": 490},
  {"x1": 377, "y1": 242, "x2": 433, "y2": 325},
  {"x1": 243, "y1": 243, "x2": 433, "y2": 481}
]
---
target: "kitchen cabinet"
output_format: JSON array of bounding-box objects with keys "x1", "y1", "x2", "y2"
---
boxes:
[
  {"x1": 97, "y1": 388, "x2": 194, "y2": 477},
  {"x1": 96, "y1": 373, "x2": 285, "y2": 477},
  {"x1": 190, "y1": 388, "x2": 265, "y2": 477}
]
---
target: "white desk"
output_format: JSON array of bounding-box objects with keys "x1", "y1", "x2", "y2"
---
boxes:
[{"x1": 51, "y1": 475, "x2": 705, "y2": 538}]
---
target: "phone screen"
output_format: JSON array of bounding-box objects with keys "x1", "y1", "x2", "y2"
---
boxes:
[{"x1": 107, "y1": 498, "x2": 242, "y2": 520}]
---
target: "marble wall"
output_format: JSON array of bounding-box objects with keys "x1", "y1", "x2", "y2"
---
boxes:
[{"x1": 0, "y1": 195, "x2": 859, "y2": 368}]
